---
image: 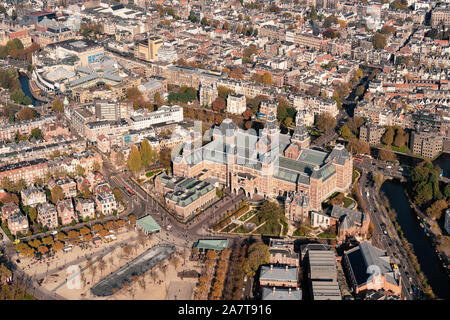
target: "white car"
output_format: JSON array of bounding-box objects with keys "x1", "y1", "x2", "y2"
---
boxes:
[{"x1": 50, "y1": 231, "x2": 58, "y2": 235}]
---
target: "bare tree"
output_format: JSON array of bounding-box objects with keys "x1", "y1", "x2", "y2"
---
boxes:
[
  {"x1": 169, "y1": 256, "x2": 180, "y2": 270},
  {"x1": 159, "y1": 263, "x2": 168, "y2": 280},
  {"x1": 108, "y1": 255, "x2": 115, "y2": 267},
  {"x1": 149, "y1": 270, "x2": 158, "y2": 284},
  {"x1": 122, "y1": 245, "x2": 132, "y2": 259},
  {"x1": 138, "y1": 278, "x2": 146, "y2": 291},
  {"x1": 98, "y1": 257, "x2": 106, "y2": 277},
  {"x1": 90, "y1": 265, "x2": 97, "y2": 282}
]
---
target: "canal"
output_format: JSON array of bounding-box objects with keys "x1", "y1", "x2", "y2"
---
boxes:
[
  {"x1": 433, "y1": 153, "x2": 450, "y2": 179},
  {"x1": 19, "y1": 73, "x2": 42, "y2": 107},
  {"x1": 380, "y1": 181, "x2": 449, "y2": 299}
]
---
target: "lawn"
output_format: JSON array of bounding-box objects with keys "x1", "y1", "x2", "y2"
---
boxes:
[
  {"x1": 293, "y1": 228, "x2": 307, "y2": 237},
  {"x1": 343, "y1": 197, "x2": 355, "y2": 208},
  {"x1": 253, "y1": 221, "x2": 281, "y2": 236},
  {"x1": 317, "y1": 232, "x2": 337, "y2": 239},
  {"x1": 234, "y1": 225, "x2": 251, "y2": 234},
  {"x1": 145, "y1": 169, "x2": 162, "y2": 178},
  {"x1": 221, "y1": 223, "x2": 238, "y2": 233},
  {"x1": 352, "y1": 168, "x2": 359, "y2": 183},
  {"x1": 247, "y1": 214, "x2": 260, "y2": 225},
  {"x1": 238, "y1": 210, "x2": 256, "y2": 222},
  {"x1": 390, "y1": 145, "x2": 409, "y2": 153}
]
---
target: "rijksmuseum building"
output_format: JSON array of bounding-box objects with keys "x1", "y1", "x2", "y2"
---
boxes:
[{"x1": 173, "y1": 111, "x2": 353, "y2": 223}]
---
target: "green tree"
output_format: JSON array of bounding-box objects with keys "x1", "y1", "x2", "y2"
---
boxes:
[
  {"x1": 139, "y1": 139, "x2": 153, "y2": 169},
  {"x1": 113, "y1": 188, "x2": 123, "y2": 203},
  {"x1": 372, "y1": 33, "x2": 387, "y2": 49},
  {"x1": 75, "y1": 165, "x2": 85, "y2": 177},
  {"x1": 28, "y1": 207, "x2": 37, "y2": 224},
  {"x1": 426, "y1": 199, "x2": 448, "y2": 220},
  {"x1": 1, "y1": 177, "x2": 13, "y2": 192},
  {"x1": 212, "y1": 96, "x2": 226, "y2": 113},
  {"x1": 444, "y1": 184, "x2": 450, "y2": 198},
  {"x1": 262, "y1": 73, "x2": 272, "y2": 86},
  {"x1": 284, "y1": 117, "x2": 293, "y2": 127},
  {"x1": 127, "y1": 146, "x2": 142, "y2": 176},
  {"x1": 6, "y1": 39, "x2": 24, "y2": 55},
  {"x1": 355, "y1": 85, "x2": 365, "y2": 97},
  {"x1": 50, "y1": 185, "x2": 64, "y2": 205},
  {"x1": 216, "y1": 188, "x2": 223, "y2": 199},
  {"x1": 243, "y1": 242, "x2": 270, "y2": 277},
  {"x1": 347, "y1": 117, "x2": 365, "y2": 136},
  {"x1": 346, "y1": 138, "x2": 370, "y2": 155},
  {"x1": 333, "y1": 92, "x2": 342, "y2": 108},
  {"x1": 378, "y1": 149, "x2": 396, "y2": 162},
  {"x1": 189, "y1": 12, "x2": 198, "y2": 23},
  {"x1": 315, "y1": 112, "x2": 336, "y2": 132},
  {"x1": 414, "y1": 182, "x2": 433, "y2": 207},
  {"x1": 93, "y1": 161, "x2": 101, "y2": 172},
  {"x1": 30, "y1": 128, "x2": 42, "y2": 140},
  {"x1": 51, "y1": 98, "x2": 64, "y2": 113},
  {"x1": 217, "y1": 86, "x2": 235, "y2": 100},
  {"x1": 309, "y1": 6, "x2": 318, "y2": 20},
  {"x1": 393, "y1": 127, "x2": 407, "y2": 148},
  {"x1": 382, "y1": 126, "x2": 395, "y2": 145}
]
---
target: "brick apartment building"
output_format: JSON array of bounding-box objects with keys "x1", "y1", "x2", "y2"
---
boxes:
[
  {"x1": 37, "y1": 203, "x2": 58, "y2": 230},
  {"x1": 269, "y1": 238, "x2": 299, "y2": 267},
  {"x1": 260, "y1": 265, "x2": 299, "y2": 288},
  {"x1": 8, "y1": 213, "x2": 29, "y2": 236},
  {"x1": 0, "y1": 159, "x2": 48, "y2": 185}
]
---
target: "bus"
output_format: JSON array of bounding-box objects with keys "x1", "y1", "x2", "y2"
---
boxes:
[
  {"x1": 123, "y1": 185, "x2": 136, "y2": 196},
  {"x1": 353, "y1": 155, "x2": 364, "y2": 163}
]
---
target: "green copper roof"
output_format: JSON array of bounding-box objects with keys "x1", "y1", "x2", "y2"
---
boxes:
[
  {"x1": 136, "y1": 215, "x2": 161, "y2": 234},
  {"x1": 194, "y1": 239, "x2": 229, "y2": 251}
]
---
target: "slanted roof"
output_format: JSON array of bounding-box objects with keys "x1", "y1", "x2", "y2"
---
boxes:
[
  {"x1": 345, "y1": 241, "x2": 396, "y2": 287},
  {"x1": 194, "y1": 239, "x2": 229, "y2": 251},
  {"x1": 136, "y1": 215, "x2": 161, "y2": 234}
]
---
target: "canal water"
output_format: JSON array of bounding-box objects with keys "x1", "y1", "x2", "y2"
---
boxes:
[
  {"x1": 433, "y1": 153, "x2": 450, "y2": 179},
  {"x1": 19, "y1": 73, "x2": 42, "y2": 106},
  {"x1": 380, "y1": 181, "x2": 449, "y2": 299}
]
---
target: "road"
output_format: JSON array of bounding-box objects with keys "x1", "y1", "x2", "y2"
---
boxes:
[
  {"x1": 101, "y1": 160, "x2": 245, "y2": 243},
  {"x1": 311, "y1": 110, "x2": 348, "y2": 148},
  {"x1": 358, "y1": 170, "x2": 417, "y2": 300},
  {"x1": 0, "y1": 242, "x2": 65, "y2": 300}
]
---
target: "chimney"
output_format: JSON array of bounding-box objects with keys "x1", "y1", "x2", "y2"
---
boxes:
[{"x1": 288, "y1": 288, "x2": 291, "y2": 296}]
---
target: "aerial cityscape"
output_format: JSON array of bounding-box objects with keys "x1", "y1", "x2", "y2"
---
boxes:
[{"x1": 0, "y1": 0, "x2": 449, "y2": 303}]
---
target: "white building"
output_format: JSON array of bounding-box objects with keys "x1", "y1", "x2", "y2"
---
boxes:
[
  {"x1": 157, "y1": 43, "x2": 178, "y2": 63},
  {"x1": 20, "y1": 186, "x2": 47, "y2": 207},
  {"x1": 293, "y1": 94, "x2": 339, "y2": 118},
  {"x1": 311, "y1": 210, "x2": 331, "y2": 229},
  {"x1": 227, "y1": 94, "x2": 246, "y2": 114},
  {"x1": 130, "y1": 105, "x2": 183, "y2": 130}
]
